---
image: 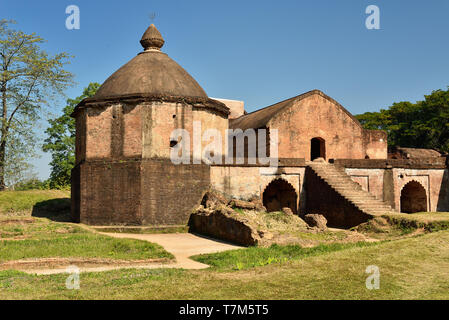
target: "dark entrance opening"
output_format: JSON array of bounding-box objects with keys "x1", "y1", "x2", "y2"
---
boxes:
[
  {"x1": 263, "y1": 179, "x2": 298, "y2": 214},
  {"x1": 400, "y1": 181, "x2": 427, "y2": 213},
  {"x1": 311, "y1": 137, "x2": 325, "y2": 161}
]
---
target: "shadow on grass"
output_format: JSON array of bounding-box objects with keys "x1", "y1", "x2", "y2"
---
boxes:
[{"x1": 31, "y1": 198, "x2": 72, "y2": 222}]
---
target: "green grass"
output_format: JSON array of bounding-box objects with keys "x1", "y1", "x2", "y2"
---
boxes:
[
  {"x1": 354, "y1": 212, "x2": 449, "y2": 239},
  {"x1": 0, "y1": 216, "x2": 173, "y2": 263},
  {"x1": 288, "y1": 229, "x2": 348, "y2": 241},
  {"x1": 0, "y1": 233, "x2": 173, "y2": 262},
  {"x1": 383, "y1": 212, "x2": 449, "y2": 233},
  {"x1": 191, "y1": 242, "x2": 378, "y2": 271},
  {"x1": 1, "y1": 230, "x2": 449, "y2": 299},
  {"x1": 0, "y1": 190, "x2": 173, "y2": 264},
  {"x1": 0, "y1": 217, "x2": 84, "y2": 240},
  {"x1": 0, "y1": 190, "x2": 448, "y2": 299},
  {"x1": 0, "y1": 190, "x2": 70, "y2": 214}
]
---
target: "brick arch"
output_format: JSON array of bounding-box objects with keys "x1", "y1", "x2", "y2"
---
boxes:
[
  {"x1": 262, "y1": 178, "x2": 298, "y2": 214},
  {"x1": 400, "y1": 180, "x2": 428, "y2": 213}
]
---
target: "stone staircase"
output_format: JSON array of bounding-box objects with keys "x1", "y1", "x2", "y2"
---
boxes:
[{"x1": 307, "y1": 160, "x2": 394, "y2": 216}]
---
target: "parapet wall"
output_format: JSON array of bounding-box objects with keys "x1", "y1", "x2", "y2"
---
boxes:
[
  {"x1": 333, "y1": 157, "x2": 447, "y2": 169},
  {"x1": 334, "y1": 158, "x2": 449, "y2": 212}
]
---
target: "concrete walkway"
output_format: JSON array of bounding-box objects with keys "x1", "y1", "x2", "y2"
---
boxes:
[
  {"x1": 103, "y1": 232, "x2": 242, "y2": 269},
  {"x1": 25, "y1": 233, "x2": 242, "y2": 275}
]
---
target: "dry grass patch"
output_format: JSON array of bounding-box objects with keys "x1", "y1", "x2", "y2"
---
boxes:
[
  {"x1": 0, "y1": 217, "x2": 82, "y2": 240},
  {"x1": 235, "y1": 209, "x2": 370, "y2": 246}
]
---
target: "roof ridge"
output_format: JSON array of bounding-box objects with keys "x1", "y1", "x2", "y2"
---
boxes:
[
  {"x1": 230, "y1": 89, "x2": 363, "y2": 130},
  {"x1": 237, "y1": 89, "x2": 322, "y2": 119}
]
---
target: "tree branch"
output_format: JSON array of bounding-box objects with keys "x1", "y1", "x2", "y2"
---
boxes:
[
  {"x1": 1, "y1": 77, "x2": 37, "y2": 146},
  {"x1": 5, "y1": 38, "x2": 26, "y2": 68}
]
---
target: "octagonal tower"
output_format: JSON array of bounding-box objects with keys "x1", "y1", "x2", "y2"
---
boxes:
[{"x1": 71, "y1": 24, "x2": 229, "y2": 225}]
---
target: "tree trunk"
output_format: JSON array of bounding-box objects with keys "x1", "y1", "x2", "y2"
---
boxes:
[
  {"x1": 0, "y1": 140, "x2": 5, "y2": 191},
  {"x1": 0, "y1": 78, "x2": 7, "y2": 191}
]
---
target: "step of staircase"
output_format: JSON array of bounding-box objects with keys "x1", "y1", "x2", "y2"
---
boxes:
[{"x1": 307, "y1": 160, "x2": 395, "y2": 216}]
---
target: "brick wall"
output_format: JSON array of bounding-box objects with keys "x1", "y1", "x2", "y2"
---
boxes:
[
  {"x1": 72, "y1": 161, "x2": 142, "y2": 225},
  {"x1": 268, "y1": 94, "x2": 387, "y2": 160},
  {"x1": 141, "y1": 159, "x2": 210, "y2": 225},
  {"x1": 71, "y1": 159, "x2": 210, "y2": 226}
]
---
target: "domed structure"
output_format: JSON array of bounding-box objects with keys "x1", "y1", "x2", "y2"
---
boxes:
[
  {"x1": 71, "y1": 24, "x2": 229, "y2": 226},
  {"x1": 94, "y1": 24, "x2": 208, "y2": 100}
]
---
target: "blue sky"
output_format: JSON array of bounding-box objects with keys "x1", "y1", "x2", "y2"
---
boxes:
[{"x1": 2, "y1": 0, "x2": 449, "y2": 179}]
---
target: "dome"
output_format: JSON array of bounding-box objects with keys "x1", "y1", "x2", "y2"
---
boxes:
[{"x1": 93, "y1": 24, "x2": 208, "y2": 100}]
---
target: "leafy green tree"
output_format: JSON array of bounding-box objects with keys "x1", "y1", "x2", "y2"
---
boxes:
[
  {"x1": 13, "y1": 177, "x2": 49, "y2": 191},
  {"x1": 43, "y1": 83, "x2": 100, "y2": 189},
  {"x1": 356, "y1": 87, "x2": 449, "y2": 153},
  {"x1": 0, "y1": 20, "x2": 74, "y2": 190}
]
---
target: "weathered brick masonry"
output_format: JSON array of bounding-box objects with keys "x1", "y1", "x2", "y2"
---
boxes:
[
  {"x1": 71, "y1": 24, "x2": 226, "y2": 225},
  {"x1": 72, "y1": 159, "x2": 210, "y2": 225},
  {"x1": 71, "y1": 24, "x2": 449, "y2": 227},
  {"x1": 304, "y1": 166, "x2": 371, "y2": 228}
]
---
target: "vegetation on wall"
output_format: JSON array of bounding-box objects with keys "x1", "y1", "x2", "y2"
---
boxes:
[{"x1": 356, "y1": 87, "x2": 449, "y2": 153}]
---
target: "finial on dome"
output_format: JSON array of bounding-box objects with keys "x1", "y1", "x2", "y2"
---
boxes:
[{"x1": 140, "y1": 24, "x2": 165, "y2": 51}]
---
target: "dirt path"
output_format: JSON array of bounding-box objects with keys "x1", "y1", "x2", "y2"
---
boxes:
[{"x1": 21, "y1": 233, "x2": 242, "y2": 275}]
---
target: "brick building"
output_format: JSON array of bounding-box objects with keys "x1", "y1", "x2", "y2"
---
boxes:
[{"x1": 71, "y1": 24, "x2": 449, "y2": 228}]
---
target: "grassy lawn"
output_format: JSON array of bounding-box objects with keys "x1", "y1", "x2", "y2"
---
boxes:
[
  {"x1": 356, "y1": 212, "x2": 449, "y2": 239},
  {"x1": 383, "y1": 212, "x2": 449, "y2": 232},
  {"x1": 0, "y1": 190, "x2": 70, "y2": 214},
  {"x1": 0, "y1": 216, "x2": 82, "y2": 240},
  {"x1": 394, "y1": 212, "x2": 449, "y2": 222},
  {"x1": 191, "y1": 242, "x2": 378, "y2": 271},
  {"x1": 0, "y1": 189, "x2": 174, "y2": 267},
  {"x1": 0, "y1": 190, "x2": 448, "y2": 299},
  {"x1": 1, "y1": 229, "x2": 449, "y2": 299},
  {"x1": 0, "y1": 217, "x2": 173, "y2": 265},
  {"x1": 0, "y1": 233, "x2": 173, "y2": 263}
]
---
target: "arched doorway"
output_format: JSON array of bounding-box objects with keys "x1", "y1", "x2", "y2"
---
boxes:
[
  {"x1": 400, "y1": 181, "x2": 427, "y2": 213},
  {"x1": 311, "y1": 137, "x2": 325, "y2": 161},
  {"x1": 263, "y1": 179, "x2": 298, "y2": 214}
]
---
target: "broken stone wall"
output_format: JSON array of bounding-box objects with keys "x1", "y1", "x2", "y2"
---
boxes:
[{"x1": 140, "y1": 159, "x2": 211, "y2": 225}]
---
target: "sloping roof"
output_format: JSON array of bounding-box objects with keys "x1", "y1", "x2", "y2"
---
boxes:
[
  {"x1": 94, "y1": 50, "x2": 208, "y2": 100},
  {"x1": 229, "y1": 89, "x2": 362, "y2": 130},
  {"x1": 72, "y1": 24, "x2": 230, "y2": 118},
  {"x1": 93, "y1": 24, "x2": 208, "y2": 100}
]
